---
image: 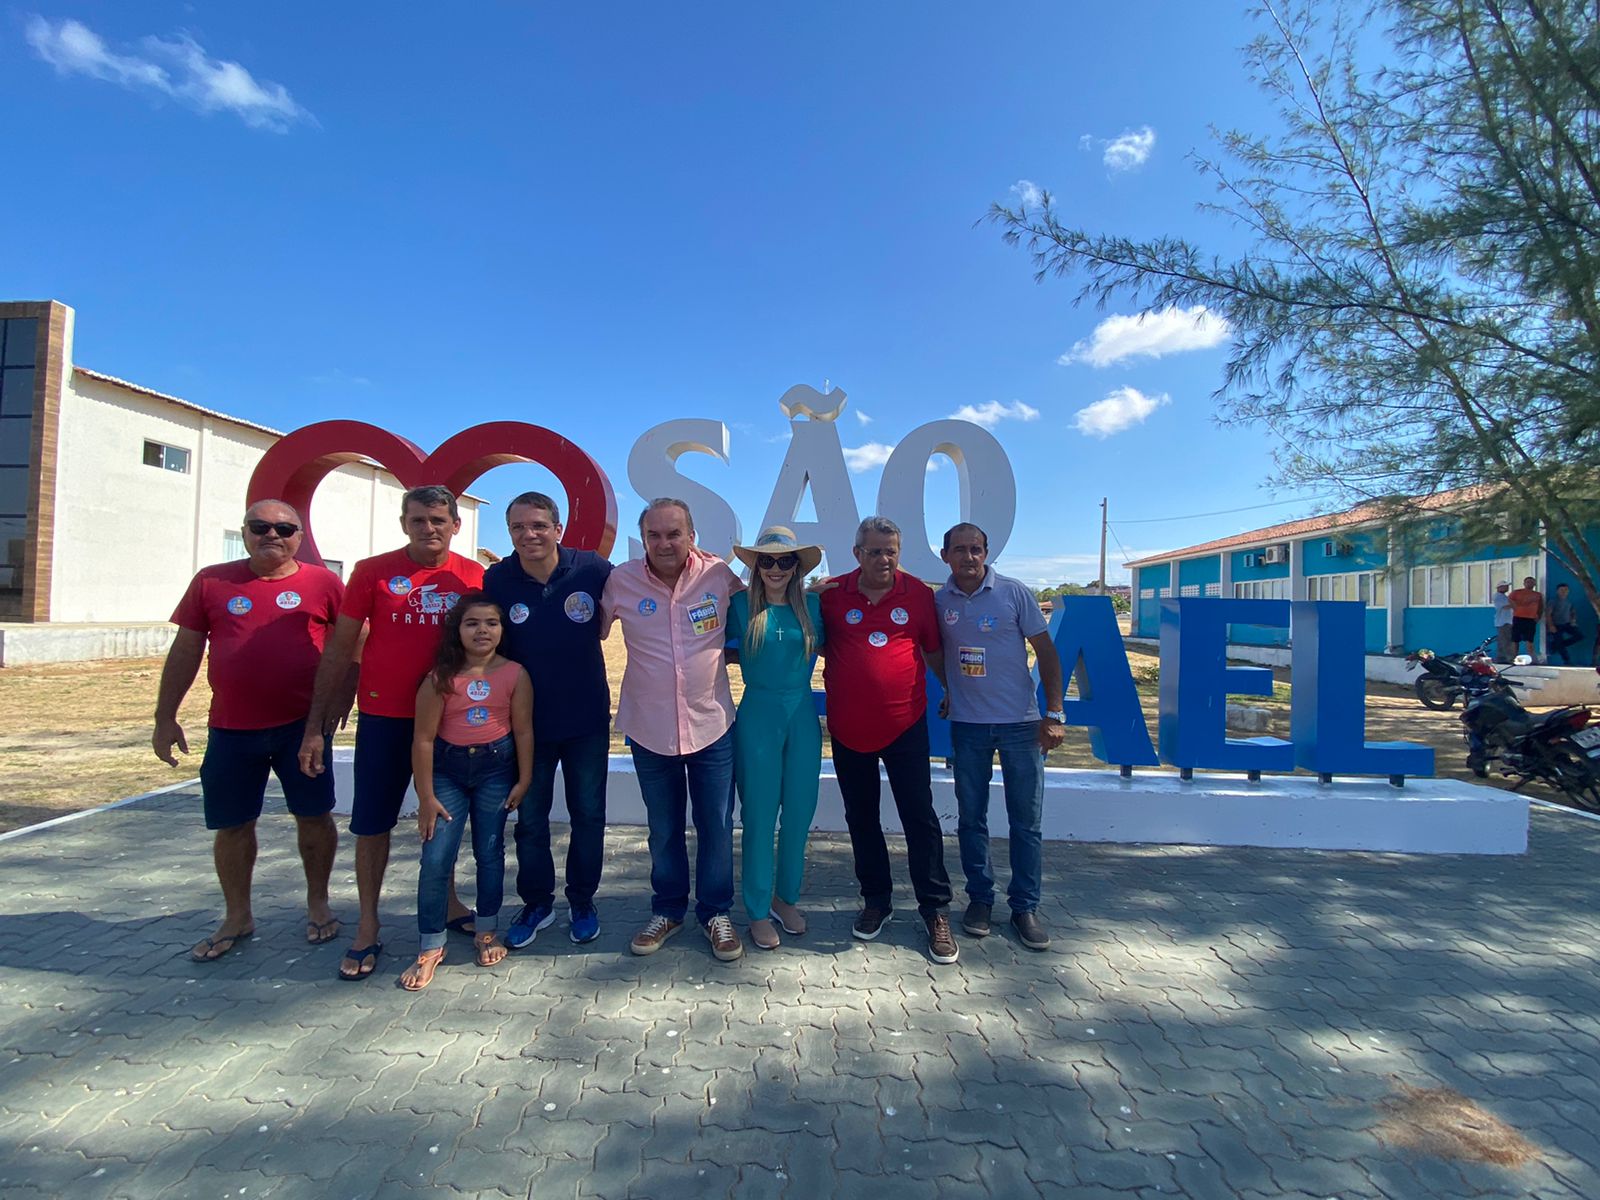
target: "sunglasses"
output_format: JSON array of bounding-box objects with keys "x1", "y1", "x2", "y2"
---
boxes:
[
  {"x1": 247, "y1": 520, "x2": 301, "y2": 538},
  {"x1": 756, "y1": 553, "x2": 800, "y2": 571}
]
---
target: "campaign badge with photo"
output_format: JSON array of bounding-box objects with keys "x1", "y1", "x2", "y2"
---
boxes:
[
  {"x1": 466, "y1": 679, "x2": 491, "y2": 701},
  {"x1": 227, "y1": 596, "x2": 252, "y2": 616},
  {"x1": 565, "y1": 591, "x2": 595, "y2": 623}
]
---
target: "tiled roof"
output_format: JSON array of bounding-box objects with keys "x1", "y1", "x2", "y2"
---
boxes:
[{"x1": 1124, "y1": 485, "x2": 1498, "y2": 567}]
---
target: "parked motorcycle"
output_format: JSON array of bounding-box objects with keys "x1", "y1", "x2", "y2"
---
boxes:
[
  {"x1": 1460, "y1": 689, "x2": 1600, "y2": 811},
  {"x1": 1406, "y1": 637, "x2": 1516, "y2": 710}
]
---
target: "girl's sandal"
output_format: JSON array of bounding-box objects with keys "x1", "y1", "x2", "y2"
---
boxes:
[
  {"x1": 476, "y1": 932, "x2": 507, "y2": 967},
  {"x1": 399, "y1": 948, "x2": 444, "y2": 991}
]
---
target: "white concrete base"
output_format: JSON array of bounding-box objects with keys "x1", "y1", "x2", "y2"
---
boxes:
[
  {"x1": 331, "y1": 751, "x2": 1526, "y2": 855},
  {"x1": 0, "y1": 622, "x2": 175, "y2": 666}
]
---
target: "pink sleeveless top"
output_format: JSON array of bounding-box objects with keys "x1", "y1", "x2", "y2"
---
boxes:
[{"x1": 437, "y1": 660, "x2": 521, "y2": 745}]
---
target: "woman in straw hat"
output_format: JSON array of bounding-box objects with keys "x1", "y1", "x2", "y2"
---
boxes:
[{"x1": 726, "y1": 526, "x2": 825, "y2": 949}]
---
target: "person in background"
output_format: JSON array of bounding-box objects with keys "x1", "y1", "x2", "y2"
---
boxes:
[
  {"x1": 400, "y1": 594, "x2": 533, "y2": 989},
  {"x1": 1492, "y1": 581, "x2": 1515, "y2": 663},
  {"x1": 1546, "y1": 582, "x2": 1583, "y2": 666},
  {"x1": 726, "y1": 527, "x2": 825, "y2": 950},
  {"x1": 155, "y1": 500, "x2": 343, "y2": 962},
  {"x1": 600, "y1": 499, "x2": 746, "y2": 963},
  {"x1": 1508, "y1": 575, "x2": 1544, "y2": 662}
]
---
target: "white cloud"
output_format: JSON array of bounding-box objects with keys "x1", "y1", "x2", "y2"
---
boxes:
[
  {"x1": 842, "y1": 442, "x2": 895, "y2": 473},
  {"x1": 1009, "y1": 179, "x2": 1044, "y2": 209},
  {"x1": 1061, "y1": 305, "x2": 1231, "y2": 368},
  {"x1": 948, "y1": 400, "x2": 1041, "y2": 429},
  {"x1": 25, "y1": 16, "x2": 313, "y2": 131},
  {"x1": 1073, "y1": 386, "x2": 1170, "y2": 438},
  {"x1": 854, "y1": 409, "x2": 873, "y2": 426},
  {"x1": 1079, "y1": 125, "x2": 1156, "y2": 173}
]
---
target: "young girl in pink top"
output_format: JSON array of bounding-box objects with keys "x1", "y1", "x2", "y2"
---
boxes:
[{"x1": 402, "y1": 593, "x2": 533, "y2": 989}]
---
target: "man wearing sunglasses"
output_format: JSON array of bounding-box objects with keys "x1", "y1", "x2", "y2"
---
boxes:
[{"x1": 155, "y1": 500, "x2": 345, "y2": 963}]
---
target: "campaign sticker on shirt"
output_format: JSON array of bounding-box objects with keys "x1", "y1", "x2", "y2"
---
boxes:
[
  {"x1": 509, "y1": 603, "x2": 530, "y2": 624},
  {"x1": 959, "y1": 646, "x2": 986, "y2": 677},
  {"x1": 226, "y1": 595, "x2": 253, "y2": 616},
  {"x1": 845, "y1": 608, "x2": 864, "y2": 625},
  {"x1": 638, "y1": 598, "x2": 658, "y2": 616},
  {"x1": 465, "y1": 705, "x2": 490, "y2": 726},
  {"x1": 688, "y1": 598, "x2": 720, "y2": 636},
  {"x1": 943, "y1": 608, "x2": 960, "y2": 626},
  {"x1": 890, "y1": 606, "x2": 909, "y2": 625},
  {"x1": 978, "y1": 614, "x2": 998, "y2": 633},
  {"x1": 275, "y1": 590, "x2": 302, "y2": 610},
  {"x1": 868, "y1": 631, "x2": 889, "y2": 648},
  {"x1": 565, "y1": 591, "x2": 595, "y2": 623},
  {"x1": 466, "y1": 679, "x2": 491, "y2": 701},
  {"x1": 388, "y1": 576, "x2": 413, "y2": 596}
]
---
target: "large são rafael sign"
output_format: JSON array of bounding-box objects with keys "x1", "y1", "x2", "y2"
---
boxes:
[{"x1": 246, "y1": 384, "x2": 1433, "y2": 780}]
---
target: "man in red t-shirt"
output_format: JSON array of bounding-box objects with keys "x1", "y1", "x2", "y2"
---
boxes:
[
  {"x1": 819, "y1": 515, "x2": 958, "y2": 965},
  {"x1": 154, "y1": 499, "x2": 344, "y2": 963},
  {"x1": 298, "y1": 485, "x2": 484, "y2": 980}
]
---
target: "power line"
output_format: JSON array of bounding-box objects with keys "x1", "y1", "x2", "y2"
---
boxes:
[
  {"x1": 1106, "y1": 521, "x2": 1137, "y2": 565},
  {"x1": 1113, "y1": 495, "x2": 1336, "y2": 524}
]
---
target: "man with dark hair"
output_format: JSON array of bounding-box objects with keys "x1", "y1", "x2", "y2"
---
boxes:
[
  {"x1": 1547, "y1": 582, "x2": 1583, "y2": 666},
  {"x1": 600, "y1": 498, "x2": 747, "y2": 962},
  {"x1": 936, "y1": 522, "x2": 1065, "y2": 950},
  {"x1": 298, "y1": 485, "x2": 483, "y2": 980},
  {"x1": 820, "y1": 515, "x2": 958, "y2": 965},
  {"x1": 485, "y1": 491, "x2": 614, "y2": 947},
  {"x1": 1508, "y1": 575, "x2": 1544, "y2": 662},
  {"x1": 156, "y1": 500, "x2": 344, "y2": 961}
]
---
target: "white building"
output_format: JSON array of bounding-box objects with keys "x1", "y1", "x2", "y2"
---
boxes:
[{"x1": 0, "y1": 300, "x2": 481, "y2": 656}]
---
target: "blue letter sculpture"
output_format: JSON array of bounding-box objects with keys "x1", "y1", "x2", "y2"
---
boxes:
[
  {"x1": 1159, "y1": 598, "x2": 1295, "y2": 771},
  {"x1": 1046, "y1": 596, "x2": 1158, "y2": 766}
]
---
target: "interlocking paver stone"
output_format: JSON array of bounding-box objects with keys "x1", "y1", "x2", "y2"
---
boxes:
[{"x1": 5, "y1": 788, "x2": 1600, "y2": 1197}]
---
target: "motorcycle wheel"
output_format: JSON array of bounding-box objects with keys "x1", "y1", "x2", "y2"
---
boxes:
[
  {"x1": 1549, "y1": 750, "x2": 1600, "y2": 813},
  {"x1": 1416, "y1": 677, "x2": 1457, "y2": 710}
]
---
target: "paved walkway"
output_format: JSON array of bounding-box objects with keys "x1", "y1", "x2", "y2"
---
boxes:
[{"x1": 3, "y1": 787, "x2": 1600, "y2": 1199}]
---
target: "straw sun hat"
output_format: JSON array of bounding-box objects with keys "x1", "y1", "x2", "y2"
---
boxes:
[{"x1": 732, "y1": 526, "x2": 823, "y2": 575}]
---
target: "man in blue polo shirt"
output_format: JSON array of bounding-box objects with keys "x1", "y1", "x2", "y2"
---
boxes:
[
  {"x1": 936, "y1": 522, "x2": 1066, "y2": 951},
  {"x1": 484, "y1": 491, "x2": 613, "y2": 947}
]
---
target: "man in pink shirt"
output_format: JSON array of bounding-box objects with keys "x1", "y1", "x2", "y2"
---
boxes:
[{"x1": 601, "y1": 498, "x2": 746, "y2": 962}]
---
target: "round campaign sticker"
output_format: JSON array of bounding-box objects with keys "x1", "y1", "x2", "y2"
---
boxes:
[
  {"x1": 943, "y1": 608, "x2": 960, "y2": 626},
  {"x1": 465, "y1": 705, "x2": 490, "y2": 726},
  {"x1": 868, "y1": 631, "x2": 889, "y2": 648},
  {"x1": 226, "y1": 596, "x2": 252, "y2": 616},
  {"x1": 565, "y1": 591, "x2": 595, "y2": 623},
  {"x1": 978, "y1": 615, "x2": 998, "y2": 632},
  {"x1": 466, "y1": 679, "x2": 491, "y2": 701},
  {"x1": 388, "y1": 576, "x2": 413, "y2": 595},
  {"x1": 890, "y1": 607, "x2": 909, "y2": 625},
  {"x1": 638, "y1": 598, "x2": 658, "y2": 615},
  {"x1": 275, "y1": 590, "x2": 302, "y2": 610},
  {"x1": 509, "y1": 603, "x2": 529, "y2": 624},
  {"x1": 845, "y1": 608, "x2": 863, "y2": 625}
]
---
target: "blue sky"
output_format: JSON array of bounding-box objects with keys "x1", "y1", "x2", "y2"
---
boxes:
[{"x1": 2, "y1": 3, "x2": 1333, "y2": 582}]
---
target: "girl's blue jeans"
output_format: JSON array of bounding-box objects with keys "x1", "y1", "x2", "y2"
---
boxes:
[{"x1": 417, "y1": 735, "x2": 514, "y2": 951}]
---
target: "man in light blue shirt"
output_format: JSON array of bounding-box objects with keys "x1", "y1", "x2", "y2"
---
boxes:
[{"x1": 935, "y1": 523, "x2": 1066, "y2": 950}]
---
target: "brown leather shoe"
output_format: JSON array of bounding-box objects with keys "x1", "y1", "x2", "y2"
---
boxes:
[
  {"x1": 852, "y1": 906, "x2": 892, "y2": 941},
  {"x1": 704, "y1": 913, "x2": 744, "y2": 961},
  {"x1": 925, "y1": 912, "x2": 959, "y2": 964},
  {"x1": 629, "y1": 915, "x2": 682, "y2": 956}
]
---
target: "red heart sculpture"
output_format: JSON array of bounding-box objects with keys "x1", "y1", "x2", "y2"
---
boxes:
[{"x1": 246, "y1": 420, "x2": 618, "y2": 564}]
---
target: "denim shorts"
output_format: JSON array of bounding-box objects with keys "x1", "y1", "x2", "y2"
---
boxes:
[
  {"x1": 350, "y1": 712, "x2": 417, "y2": 837},
  {"x1": 200, "y1": 719, "x2": 334, "y2": 831}
]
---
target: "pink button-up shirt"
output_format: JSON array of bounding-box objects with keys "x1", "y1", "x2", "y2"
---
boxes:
[{"x1": 601, "y1": 548, "x2": 744, "y2": 756}]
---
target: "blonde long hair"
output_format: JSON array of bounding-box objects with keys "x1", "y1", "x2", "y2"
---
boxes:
[{"x1": 744, "y1": 568, "x2": 817, "y2": 659}]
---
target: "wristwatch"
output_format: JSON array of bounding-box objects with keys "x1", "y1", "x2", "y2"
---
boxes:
[{"x1": 1044, "y1": 709, "x2": 1065, "y2": 723}]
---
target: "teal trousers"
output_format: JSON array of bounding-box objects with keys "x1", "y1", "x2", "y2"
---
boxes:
[{"x1": 733, "y1": 685, "x2": 822, "y2": 920}]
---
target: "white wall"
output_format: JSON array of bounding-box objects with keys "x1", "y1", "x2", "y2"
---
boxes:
[{"x1": 49, "y1": 375, "x2": 480, "y2": 622}]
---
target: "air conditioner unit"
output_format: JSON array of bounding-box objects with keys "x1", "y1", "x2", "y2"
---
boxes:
[
  {"x1": 1242, "y1": 552, "x2": 1258, "y2": 568},
  {"x1": 1263, "y1": 545, "x2": 1288, "y2": 565},
  {"x1": 1321, "y1": 539, "x2": 1352, "y2": 558}
]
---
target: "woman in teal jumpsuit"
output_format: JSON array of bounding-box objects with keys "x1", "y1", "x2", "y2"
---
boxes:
[{"x1": 728, "y1": 527, "x2": 824, "y2": 950}]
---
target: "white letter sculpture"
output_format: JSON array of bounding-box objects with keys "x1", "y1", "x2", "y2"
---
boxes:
[
  {"x1": 626, "y1": 418, "x2": 740, "y2": 562},
  {"x1": 878, "y1": 419, "x2": 1017, "y2": 581},
  {"x1": 758, "y1": 385, "x2": 861, "y2": 576}
]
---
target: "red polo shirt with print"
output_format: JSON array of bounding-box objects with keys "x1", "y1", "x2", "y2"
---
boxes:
[{"x1": 820, "y1": 567, "x2": 940, "y2": 754}]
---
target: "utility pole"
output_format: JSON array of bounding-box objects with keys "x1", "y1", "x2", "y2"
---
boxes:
[{"x1": 1097, "y1": 497, "x2": 1108, "y2": 596}]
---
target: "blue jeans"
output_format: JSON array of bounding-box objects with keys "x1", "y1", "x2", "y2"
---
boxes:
[
  {"x1": 418, "y1": 735, "x2": 515, "y2": 951},
  {"x1": 950, "y1": 721, "x2": 1044, "y2": 914},
  {"x1": 629, "y1": 727, "x2": 735, "y2": 925},
  {"x1": 514, "y1": 729, "x2": 610, "y2": 910}
]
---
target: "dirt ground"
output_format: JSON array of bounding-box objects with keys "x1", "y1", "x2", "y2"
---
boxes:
[{"x1": 1, "y1": 637, "x2": 1556, "y2": 836}]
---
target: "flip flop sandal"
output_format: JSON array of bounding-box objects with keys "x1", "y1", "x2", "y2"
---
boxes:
[
  {"x1": 191, "y1": 929, "x2": 254, "y2": 962},
  {"x1": 399, "y1": 949, "x2": 445, "y2": 991},
  {"x1": 338, "y1": 942, "x2": 383, "y2": 981},
  {"x1": 445, "y1": 912, "x2": 477, "y2": 937},
  {"x1": 475, "y1": 933, "x2": 507, "y2": 967},
  {"x1": 306, "y1": 918, "x2": 342, "y2": 945}
]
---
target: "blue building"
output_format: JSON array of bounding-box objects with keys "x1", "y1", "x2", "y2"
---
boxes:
[{"x1": 1126, "y1": 489, "x2": 1595, "y2": 666}]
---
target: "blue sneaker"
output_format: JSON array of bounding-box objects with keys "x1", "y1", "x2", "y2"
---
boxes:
[
  {"x1": 569, "y1": 904, "x2": 600, "y2": 944},
  {"x1": 504, "y1": 902, "x2": 554, "y2": 950}
]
